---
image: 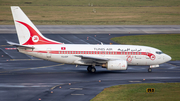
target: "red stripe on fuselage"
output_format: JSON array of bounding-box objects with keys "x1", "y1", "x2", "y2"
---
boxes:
[{"x1": 26, "y1": 50, "x2": 155, "y2": 59}]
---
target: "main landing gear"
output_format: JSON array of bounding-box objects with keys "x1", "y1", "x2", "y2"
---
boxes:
[{"x1": 87, "y1": 66, "x2": 96, "y2": 73}]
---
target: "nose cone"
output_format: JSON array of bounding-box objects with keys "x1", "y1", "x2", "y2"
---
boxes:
[{"x1": 164, "y1": 54, "x2": 172, "y2": 62}]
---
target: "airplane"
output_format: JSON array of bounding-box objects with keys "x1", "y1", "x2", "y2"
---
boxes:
[{"x1": 9, "y1": 6, "x2": 171, "y2": 73}]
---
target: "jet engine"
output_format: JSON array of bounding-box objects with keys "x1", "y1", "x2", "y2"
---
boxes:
[{"x1": 106, "y1": 60, "x2": 127, "y2": 70}]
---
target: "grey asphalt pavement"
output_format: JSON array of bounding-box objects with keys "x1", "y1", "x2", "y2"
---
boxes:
[
  {"x1": 0, "y1": 25, "x2": 180, "y2": 34},
  {"x1": 0, "y1": 26, "x2": 180, "y2": 101}
]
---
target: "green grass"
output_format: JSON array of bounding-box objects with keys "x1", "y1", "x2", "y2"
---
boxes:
[
  {"x1": 91, "y1": 83, "x2": 180, "y2": 101},
  {"x1": 1, "y1": 0, "x2": 180, "y2": 7},
  {"x1": 111, "y1": 34, "x2": 180, "y2": 60},
  {"x1": 0, "y1": 0, "x2": 180, "y2": 25}
]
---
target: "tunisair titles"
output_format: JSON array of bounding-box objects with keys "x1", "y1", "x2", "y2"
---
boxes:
[{"x1": 94, "y1": 48, "x2": 142, "y2": 51}]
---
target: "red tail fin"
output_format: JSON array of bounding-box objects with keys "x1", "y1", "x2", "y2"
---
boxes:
[
  {"x1": 16, "y1": 21, "x2": 62, "y2": 45},
  {"x1": 11, "y1": 6, "x2": 62, "y2": 45}
]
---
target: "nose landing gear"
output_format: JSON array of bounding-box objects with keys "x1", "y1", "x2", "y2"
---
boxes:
[
  {"x1": 148, "y1": 68, "x2": 152, "y2": 72},
  {"x1": 148, "y1": 65, "x2": 159, "y2": 72},
  {"x1": 87, "y1": 66, "x2": 96, "y2": 73}
]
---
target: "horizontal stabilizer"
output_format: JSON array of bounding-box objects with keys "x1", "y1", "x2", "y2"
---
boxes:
[{"x1": 7, "y1": 41, "x2": 34, "y2": 49}]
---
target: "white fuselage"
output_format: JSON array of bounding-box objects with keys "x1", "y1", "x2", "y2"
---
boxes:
[
  {"x1": 10, "y1": 6, "x2": 172, "y2": 72},
  {"x1": 18, "y1": 44, "x2": 171, "y2": 66}
]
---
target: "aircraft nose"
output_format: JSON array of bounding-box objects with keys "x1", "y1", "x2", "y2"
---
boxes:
[{"x1": 164, "y1": 54, "x2": 172, "y2": 62}]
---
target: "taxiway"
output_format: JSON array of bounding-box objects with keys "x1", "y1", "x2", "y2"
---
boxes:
[{"x1": 0, "y1": 26, "x2": 180, "y2": 101}]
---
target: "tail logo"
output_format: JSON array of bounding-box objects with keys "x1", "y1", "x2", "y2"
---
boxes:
[
  {"x1": 16, "y1": 21, "x2": 62, "y2": 45},
  {"x1": 32, "y1": 35, "x2": 39, "y2": 42}
]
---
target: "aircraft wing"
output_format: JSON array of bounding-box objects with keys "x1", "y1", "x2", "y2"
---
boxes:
[
  {"x1": 7, "y1": 41, "x2": 34, "y2": 49},
  {"x1": 75, "y1": 55, "x2": 110, "y2": 63}
]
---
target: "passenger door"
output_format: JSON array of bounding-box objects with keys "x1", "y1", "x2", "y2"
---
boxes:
[{"x1": 46, "y1": 48, "x2": 51, "y2": 58}]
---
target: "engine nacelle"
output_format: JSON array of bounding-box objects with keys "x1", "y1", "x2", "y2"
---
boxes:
[{"x1": 106, "y1": 60, "x2": 127, "y2": 70}]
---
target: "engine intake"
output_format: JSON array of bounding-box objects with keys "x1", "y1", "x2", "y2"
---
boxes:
[{"x1": 106, "y1": 60, "x2": 127, "y2": 70}]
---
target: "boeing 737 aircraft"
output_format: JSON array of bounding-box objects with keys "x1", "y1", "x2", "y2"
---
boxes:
[{"x1": 9, "y1": 6, "x2": 171, "y2": 73}]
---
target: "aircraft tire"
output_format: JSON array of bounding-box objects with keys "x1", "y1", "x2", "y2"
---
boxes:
[
  {"x1": 90, "y1": 67, "x2": 96, "y2": 73},
  {"x1": 87, "y1": 66, "x2": 92, "y2": 72},
  {"x1": 87, "y1": 66, "x2": 96, "y2": 73}
]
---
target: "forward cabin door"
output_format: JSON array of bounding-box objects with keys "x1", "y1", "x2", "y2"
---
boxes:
[
  {"x1": 145, "y1": 49, "x2": 150, "y2": 59},
  {"x1": 47, "y1": 48, "x2": 51, "y2": 58},
  {"x1": 145, "y1": 49, "x2": 151, "y2": 65}
]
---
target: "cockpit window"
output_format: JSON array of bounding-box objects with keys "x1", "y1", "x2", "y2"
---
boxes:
[{"x1": 156, "y1": 51, "x2": 163, "y2": 54}]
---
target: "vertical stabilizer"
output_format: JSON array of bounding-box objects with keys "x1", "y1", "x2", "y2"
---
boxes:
[{"x1": 11, "y1": 6, "x2": 62, "y2": 45}]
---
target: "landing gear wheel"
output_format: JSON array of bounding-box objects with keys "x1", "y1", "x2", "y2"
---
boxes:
[
  {"x1": 87, "y1": 66, "x2": 96, "y2": 73},
  {"x1": 148, "y1": 68, "x2": 152, "y2": 72},
  {"x1": 90, "y1": 67, "x2": 96, "y2": 73},
  {"x1": 87, "y1": 66, "x2": 92, "y2": 72}
]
